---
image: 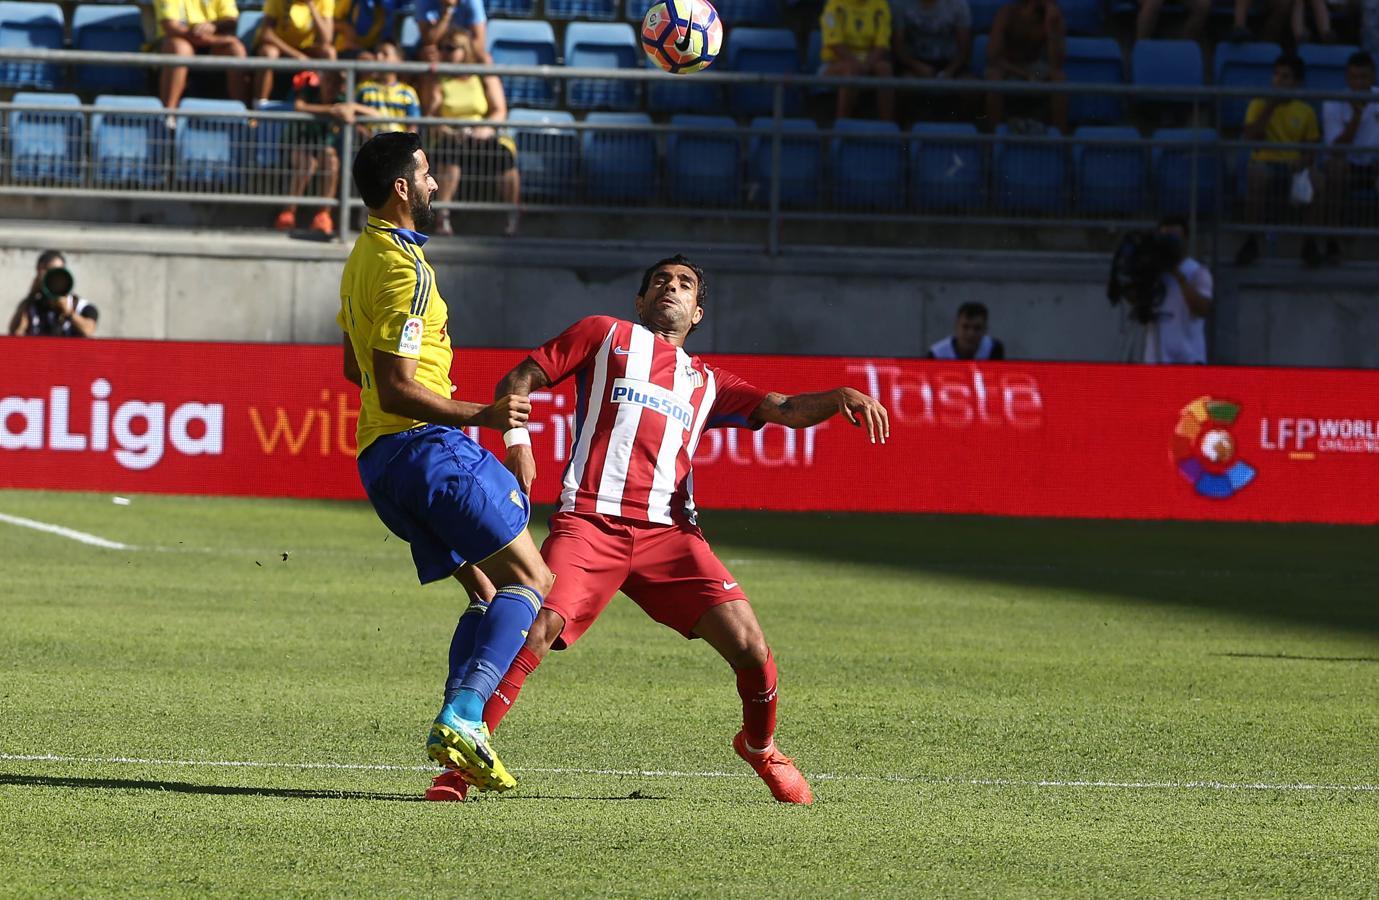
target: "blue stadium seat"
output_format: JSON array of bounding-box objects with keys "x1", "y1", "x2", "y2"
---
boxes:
[
  {"x1": 1131, "y1": 39, "x2": 1204, "y2": 94},
  {"x1": 582, "y1": 111, "x2": 656, "y2": 202},
  {"x1": 252, "y1": 99, "x2": 294, "y2": 170},
  {"x1": 486, "y1": 0, "x2": 537, "y2": 17},
  {"x1": 748, "y1": 116, "x2": 821, "y2": 207},
  {"x1": 626, "y1": 0, "x2": 656, "y2": 21},
  {"x1": 487, "y1": 20, "x2": 559, "y2": 108},
  {"x1": 506, "y1": 108, "x2": 580, "y2": 200},
  {"x1": 1299, "y1": 43, "x2": 1358, "y2": 92},
  {"x1": 236, "y1": 10, "x2": 263, "y2": 47},
  {"x1": 909, "y1": 122, "x2": 986, "y2": 211},
  {"x1": 968, "y1": 0, "x2": 1004, "y2": 32},
  {"x1": 1215, "y1": 42, "x2": 1281, "y2": 126},
  {"x1": 646, "y1": 55, "x2": 724, "y2": 112},
  {"x1": 727, "y1": 28, "x2": 801, "y2": 116},
  {"x1": 547, "y1": 0, "x2": 617, "y2": 19},
  {"x1": 1073, "y1": 126, "x2": 1147, "y2": 215},
  {"x1": 994, "y1": 123, "x2": 1067, "y2": 212},
  {"x1": 1065, "y1": 37, "x2": 1125, "y2": 126},
  {"x1": 564, "y1": 21, "x2": 639, "y2": 110},
  {"x1": 666, "y1": 114, "x2": 740, "y2": 206},
  {"x1": 0, "y1": 2, "x2": 64, "y2": 90},
  {"x1": 72, "y1": 5, "x2": 147, "y2": 93},
  {"x1": 1152, "y1": 127, "x2": 1219, "y2": 216},
  {"x1": 716, "y1": 0, "x2": 777, "y2": 26},
  {"x1": 91, "y1": 94, "x2": 165, "y2": 186},
  {"x1": 1061, "y1": 0, "x2": 1105, "y2": 34},
  {"x1": 8, "y1": 92, "x2": 82, "y2": 183},
  {"x1": 830, "y1": 118, "x2": 904, "y2": 210},
  {"x1": 175, "y1": 98, "x2": 247, "y2": 187}
]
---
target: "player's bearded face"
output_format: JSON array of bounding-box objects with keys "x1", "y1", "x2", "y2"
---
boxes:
[
  {"x1": 408, "y1": 155, "x2": 437, "y2": 232},
  {"x1": 637, "y1": 266, "x2": 702, "y2": 335}
]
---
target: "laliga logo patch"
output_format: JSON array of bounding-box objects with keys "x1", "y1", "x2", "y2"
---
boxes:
[
  {"x1": 398, "y1": 316, "x2": 424, "y2": 356},
  {"x1": 1171, "y1": 396, "x2": 1256, "y2": 499}
]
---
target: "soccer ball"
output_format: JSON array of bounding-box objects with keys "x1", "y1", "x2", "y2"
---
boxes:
[{"x1": 641, "y1": 0, "x2": 723, "y2": 75}]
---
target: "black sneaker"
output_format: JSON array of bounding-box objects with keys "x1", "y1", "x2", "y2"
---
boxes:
[
  {"x1": 1325, "y1": 239, "x2": 1342, "y2": 264},
  {"x1": 1302, "y1": 237, "x2": 1324, "y2": 268},
  {"x1": 1235, "y1": 236, "x2": 1260, "y2": 267}
]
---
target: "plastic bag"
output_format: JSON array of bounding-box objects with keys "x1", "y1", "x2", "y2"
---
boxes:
[{"x1": 1290, "y1": 168, "x2": 1315, "y2": 206}]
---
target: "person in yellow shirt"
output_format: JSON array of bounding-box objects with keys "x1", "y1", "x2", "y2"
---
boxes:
[
  {"x1": 253, "y1": 0, "x2": 337, "y2": 105},
  {"x1": 339, "y1": 130, "x2": 554, "y2": 794},
  {"x1": 426, "y1": 30, "x2": 520, "y2": 237},
  {"x1": 145, "y1": 0, "x2": 249, "y2": 112},
  {"x1": 819, "y1": 0, "x2": 896, "y2": 121},
  {"x1": 354, "y1": 40, "x2": 422, "y2": 136},
  {"x1": 1236, "y1": 53, "x2": 1321, "y2": 266}
]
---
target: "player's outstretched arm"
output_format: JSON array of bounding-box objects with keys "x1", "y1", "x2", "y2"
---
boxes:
[
  {"x1": 494, "y1": 358, "x2": 552, "y2": 494},
  {"x1": 752, "y1": 388, "x2": 890, "y2": 444},
  {"x1": 373, "y1": 349, "x2": 531, "y2": 431}
]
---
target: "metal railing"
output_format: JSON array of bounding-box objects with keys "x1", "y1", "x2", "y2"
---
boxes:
[{"x1": 2, "y1": 46, "x2": 1378, "y2": 258}]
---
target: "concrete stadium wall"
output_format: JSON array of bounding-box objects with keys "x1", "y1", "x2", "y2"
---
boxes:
[{"x1": 1, "y1": 222, "x2": 1371, "y2": 367}]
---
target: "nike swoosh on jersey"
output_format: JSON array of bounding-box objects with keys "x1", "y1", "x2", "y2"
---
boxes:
[
  {"x1": 612, "y1": 346, "x2": 632, "y2": 355},
  {"x1": 722, "y1": 581, "x2": 739, "y2": 590}
]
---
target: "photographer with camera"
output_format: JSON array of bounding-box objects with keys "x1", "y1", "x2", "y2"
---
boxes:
[
  {"x1": 1108, "y1": 215, "x2": 1212, "y2": 365},
  {"x1": 7, "y1": 250, "x2": 99, "y2": 338}
]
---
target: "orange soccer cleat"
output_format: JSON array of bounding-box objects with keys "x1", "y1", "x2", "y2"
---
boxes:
[
  {"x1": 273, "y1": 208, "x2": 295, "y2": 231},
  {"x1": 423, "y1": 768, "x2": 469, "y2": 802},
  {"x1": 733, "y1": 731, "x2": 813, "y2": 805},
  {"x1": 309, "y1": 209, "x2": 334, "y2": 234}
]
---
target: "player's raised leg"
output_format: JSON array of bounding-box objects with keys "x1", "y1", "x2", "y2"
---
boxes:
[{"x1": 692, "y1": 600, "x2": 813, "y2": 805}]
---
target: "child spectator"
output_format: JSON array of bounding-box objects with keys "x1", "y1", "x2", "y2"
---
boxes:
[
  {"x1": 275, "y1": 70, "x2": 374, "y2": 233},
  {"x1": 356, "y1": 40, "x2": 422, "y2": 135}
]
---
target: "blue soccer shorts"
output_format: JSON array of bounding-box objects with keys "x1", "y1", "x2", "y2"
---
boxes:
[{"x1": 357, "y1": 424, "x2": 531, "y2": 584}]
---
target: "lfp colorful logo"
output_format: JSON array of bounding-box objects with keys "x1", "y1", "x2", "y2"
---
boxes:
[{"x1": 1172, "y1": 396, "x2": 1256, "y2": 499}]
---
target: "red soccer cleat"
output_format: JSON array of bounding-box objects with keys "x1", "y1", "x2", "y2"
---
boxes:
[
  {"x1": 423, "y1": 769, "x2": 469, "y2": 802},
  {"x1": 733, "y1": 731, "x2": 814, "y2": 805}
]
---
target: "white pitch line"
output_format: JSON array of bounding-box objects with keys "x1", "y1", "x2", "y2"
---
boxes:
[
  {"x1": 2, "y1": 753, "x2": 1376, "y2": 795},
  {"x1": 0, "y1": 512, "x2": 135, "y2": 550}
]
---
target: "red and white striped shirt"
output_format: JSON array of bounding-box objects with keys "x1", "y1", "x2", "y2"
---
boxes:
[{"x1": 529, "y1": 315, "x2": 768, "y2": 525}]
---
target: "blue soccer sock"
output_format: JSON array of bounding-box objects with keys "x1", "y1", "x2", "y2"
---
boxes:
[
  {"x1": 443, "y1": 598, "x2": 489, "y2": 710},
  {"x1": 443, "y1": 585, "x2": 542, "y2": 724}
]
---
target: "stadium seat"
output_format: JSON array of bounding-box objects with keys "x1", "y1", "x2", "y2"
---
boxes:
[
  {"x1": 488, "y1": 20, "x2": 559, "y2": 109},
  {"x1": 716, "y1": 0, "x2": 778, "y2": 26},
  {"x1": 1131, "y1": 39, "x2": 1205, "y2": 94},
  {"x1": 72, "y1": 5, "x2": 147, "y2": 93},
  {"x1": 1299, "y1": 43, "x2": 1358, "y2": 92},
  {"x1": 486, "y1": 0, "x2": 537, "y2": 17},
  {"x1": 0, "y1": 1, "x2": 64, "y2": 90},
  {"x1": 174, "y1": 98, "x2": 247, "y2": 188},
  {"x1": 1061, "y1": 0, "x2": 1106, "y2": 34},
  {"x1": 994, "y1": 123, "x2": 1067, "y2": 212},
  {"x1": 563, "y1": 21, "x2": 640, "y2": 110},
  {"x1": 398, "y1": 16, "x2": 420, "y2": 55},
  {"x1": 582, "y1": 111, "x2": 656, "y2": 202},
  {"x1": 646, "y1": 55, "x2": 724, "y2": 113},
  {"x1": 666, "y1": 114, "x2": 741, "y2": 206},
  {"x1": 8, "y1": 92, "x2": 82, "y2": 184},
  {"x1": 1073, "y1": 126, "x2": 1147, "y2": 215},
  {"x1": 506, "y1": 108, "x2": 580, "y2": 201},
  {"x1": 236, "y1": 9, "x2": 263, "y2": 47},
  {"x1": 91, "y1": 94, "x2": 166, "y2": 186},
  {"x1": 1152, "y1": 127, "x2": 1219, "y2": 216},
  {"x1": 968, "y1": 0, "x2": 1004, "y2": 32},
  {"x1": 830, "y1": 118, "x2": 904, "y2": 210},
  {"x1": 909, "y1": 122, "x2": 986, "y2": 211},
  {"x1": 747, "y1": 116, "x2": 821, "y2": 207},
  {"x1": 251, "y1": 99, "x2": 294, "y2": 171},
  {"x1": 1214, "y1": 42, "x2": 1282, "y2": 127},
  {"x1": 726, "y1": 28, "x2": 801, "y2": 117},
  {"x1": 626, "y1": 0, "x2": 656, "y2": 21},
  {"x1": 1065, "y1": 37, "x2": 1125, "y2": 126},
  {"x1": 547, "y1": 0, "x2": 617, "y2": 20}
]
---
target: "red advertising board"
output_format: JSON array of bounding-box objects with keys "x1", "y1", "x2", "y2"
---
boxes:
[{"x1": 2, "y1": 337, "x2": 1377, "y2": 523}]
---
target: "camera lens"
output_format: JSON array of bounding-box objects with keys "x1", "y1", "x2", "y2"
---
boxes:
[{"x1": 41, "y1": 267, "x2": 74, "y2": 298}]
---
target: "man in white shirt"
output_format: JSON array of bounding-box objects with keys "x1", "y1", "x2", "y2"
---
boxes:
[
  {"x1": 1143, "y1": 215, "x2": 1212, "y2": 365},
  {"x1": 927, "y1": 301, "x2": 1006, "y2": 360},
  {"x1": 1317, "y1": 51, "x2": 1379, "y2": 264}
]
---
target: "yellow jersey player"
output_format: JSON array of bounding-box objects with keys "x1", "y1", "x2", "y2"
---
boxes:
[{"x1": 338, "y1": 131, "x2": 554, "y2": 793}]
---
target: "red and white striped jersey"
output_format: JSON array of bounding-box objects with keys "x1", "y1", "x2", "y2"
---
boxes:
[{"x1": 529, "y1": 315, "x2": 768, "y2": 525}]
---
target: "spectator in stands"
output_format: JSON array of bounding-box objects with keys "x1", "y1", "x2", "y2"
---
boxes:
[
  {"x1": 1235, "y1": 54, "x2": 1320, "y2": 266},
  {"x1": 1136, "y1": 0, "x2": 1209, "y2": 40},
  {"x1": 819, "y1": 0, "x2": 898, "y2": 121},
  {"x1": 146, "y1": 0, "x2": 250, "y2": 113},
  {"x1": 892, "y1": 0, "x2": 972, "y2": 81},
  {"x1": 1142, "y1": 215, "x2": 1211, "y2": 365},
  {"x1": 7, "y1": 250, "x2": 99, "y2": 338},
  {"x1": 926, "y1": 301, "x2": 1005, "y2": 360},
  {"x1": 985, "y1": 0, "x2": 1068, "y2": 134},
  {"x1": 1229, "y1": 0, "x2": 1292, "y2": 42},
  {"x1": 1290, "y1": 0, "x2": 1338, "y2": 43},
  {"x1": 1316, "y1": 51, "x2": 1379, "y2": 264},
  {"x1": 356, "y1": 40, "x2": 422, "y2": 134},
  {"x1": 333, "y1": 0, "x2": 400, "y2": 59},
  {"x1": 427, "y1": 30, "x2": 520, "y2": 238},
  {"x1": 415, "y1": 0, "x2": 491, "y2": 115},
  {"x1": 254, "y1": 0, "x2": 338, "y2": 106},
  {"x1": 276, "y1": 70, "x2": 374, "y2": 233}
]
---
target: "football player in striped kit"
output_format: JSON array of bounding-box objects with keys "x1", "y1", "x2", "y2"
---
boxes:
[{"x1": 424, "y1": 255, "x2": 889, "y2": 804}]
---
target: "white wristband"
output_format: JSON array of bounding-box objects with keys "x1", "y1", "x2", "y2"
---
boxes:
[{"x1": 503, "y1": 427, "x2": 531, "y2": 448}]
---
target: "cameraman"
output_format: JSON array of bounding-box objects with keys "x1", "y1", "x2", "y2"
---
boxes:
[
  {"x1": 1143, "y1": 215, "x2": 1212, "y2": 365},
  {"x1": 7, "y1": 249, "x2": 98, "y2": 338}
]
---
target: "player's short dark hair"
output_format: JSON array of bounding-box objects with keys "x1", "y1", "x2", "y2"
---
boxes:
[
  {"x1": 37, "y1": 249, "x2": 64, "y2": 268},
  {"x1": 638, "y1": 254, "x2": 708, "y2": 308},
  {"x1": 957, "y1": 301, "x2": 988, "y2": 321},
  {"x1": 352, "y1": 132, "x2": 422, "y2": 210},
  {"x1": 1158, "y1": 214, "x2": 1190, "y2": 236},
  {"x1": 1347, "y1": 51, "x2": 1375, "y2": 70},
  {"x1": 1275, "y1": 53, "x2": 1305, "y2": 81}
]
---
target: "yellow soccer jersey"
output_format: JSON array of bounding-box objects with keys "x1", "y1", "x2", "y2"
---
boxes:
[
  {"x1": 338, "y1": 215, "x2": 452, "y2": 455},
  {"x1": 262, "y1": 0, "x2": 334, "y2": 49},
  {"x1": 145, "y1": 0, "x2": 239, "y2": 43},
  {"x1": 820, "y1": 0, "x2": 891, "y2": 63},
  {"x1": 1245, "y1": 98, "x2": 1320, "y2": 163}
]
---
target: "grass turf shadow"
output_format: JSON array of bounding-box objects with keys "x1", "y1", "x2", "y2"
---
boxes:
[{"x1": 0, "y1": 772, "x2": 423, "y2": 802}]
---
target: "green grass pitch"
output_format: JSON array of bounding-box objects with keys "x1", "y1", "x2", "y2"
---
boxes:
[{"x1": 1, "y1": 489, "x2": 1377, "y2": 897}]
